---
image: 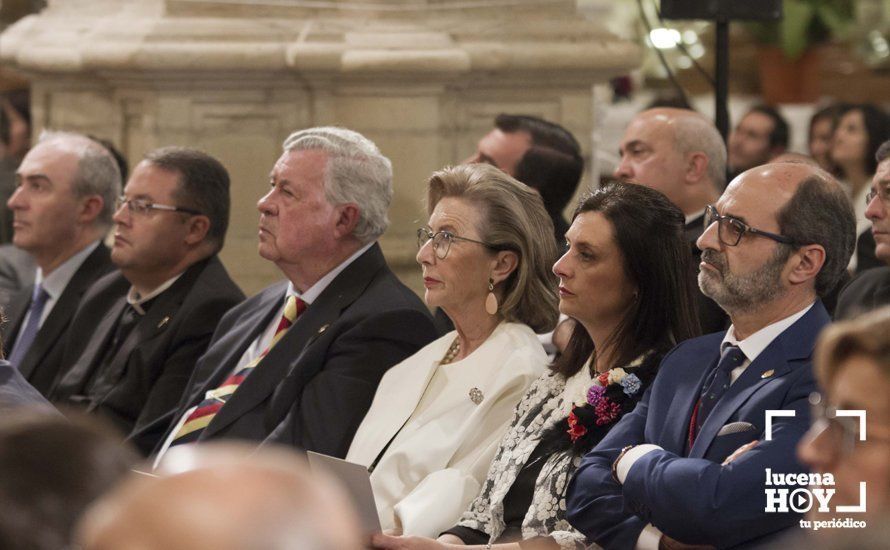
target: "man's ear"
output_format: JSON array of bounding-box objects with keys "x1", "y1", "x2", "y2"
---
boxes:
[
  {"x1": 787, "y1": 244, "x2": 826, "y2": 287},
  {"x1": 184, "y1": 215, "x2": 211, "y2": 246},
  {"x1": 490, "y1": 250, "x2": 519, "y2": 286},
  {"x1": 77, "y1": 195, "x2": 105, "y2": 225},
  {"x1": 333, "y1": 203, "x2": 361, "y2": 239},
  {"x1": 684, "y1": 151, "x2": 709, "y2": 185}
]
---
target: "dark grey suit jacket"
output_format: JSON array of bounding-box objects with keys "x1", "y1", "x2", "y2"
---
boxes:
[
  {"x1": 50, "y1": 255, "x2": 244, "y2": 455},
  {"x1": 156, "y1": 243, "x2": 438, "y2": 459},
  {"x1": 835, "y1": 266, "x2": 890, "y2": 320},
  {"x1": 1, "y1": 244, "x2": 114, "y2": 394}
]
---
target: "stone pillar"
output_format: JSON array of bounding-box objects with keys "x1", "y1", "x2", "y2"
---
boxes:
[{"x1": 0, "y1": 0, "x2": 640, "y2": 295}]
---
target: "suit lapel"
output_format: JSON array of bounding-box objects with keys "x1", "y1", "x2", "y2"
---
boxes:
[
  {"x1": 665, "y1": 348, "x2": 720, "y2": 453},
  {"x1": 90, "y1": 265, "x2": 203, "y2": 405},
  {"x1": 203, "y1": 244, "x2": 387, "y2": 437},
  {"x1": 180, "y1": 282, "x2": 286, "y2": 411},
  {"x1": 19, "y1": 245, "x2": 111, "y2": 379},
  {"x1": 689, "y1": 346, "x2": 791, "y2": 458},
  {"x1": 348, "y1": 345, "x2": 444, "y2": 466},
  {"x1": 54, "y1": 296, "x2": 127, "y2": 397},
  {"x1": 689, "y1": 302, "x2": 830, "y2": 458}
]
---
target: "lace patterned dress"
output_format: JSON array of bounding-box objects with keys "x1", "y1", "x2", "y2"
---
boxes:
[{"x1": 448, "y1": 352, "x2": 662, "y2": 549}]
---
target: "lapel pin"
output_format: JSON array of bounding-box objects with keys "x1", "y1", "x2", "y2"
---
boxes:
[
  {"x1": 157, "y1": 316, "x2": 170, "y2": 329},
  {"x1": 761, "y1": 369, "x2": 775, "y2": 379},
  {"x1": 317, "y1": 324, "x2": 329, "y2": 334},
  {"x1": 469, "y1": 387, "x2": 483, "y2": 405}
]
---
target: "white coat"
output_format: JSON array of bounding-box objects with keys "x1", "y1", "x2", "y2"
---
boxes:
[{"x1": 346, "y1": 322, "x2": 547, "y2": 537}]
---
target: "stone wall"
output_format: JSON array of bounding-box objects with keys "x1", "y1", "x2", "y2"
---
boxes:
[{"x1": 0, "y1": 0, "x2": 640, "y2": 295}]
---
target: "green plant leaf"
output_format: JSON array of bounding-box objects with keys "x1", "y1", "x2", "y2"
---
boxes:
[{"x1": 782, "y1": 0, "x2": 816, "y2": 60}]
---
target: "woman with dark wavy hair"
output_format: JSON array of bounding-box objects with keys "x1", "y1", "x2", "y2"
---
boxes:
[{"x1": 373, "y1": 182, "x2": 699, "y2": 550}]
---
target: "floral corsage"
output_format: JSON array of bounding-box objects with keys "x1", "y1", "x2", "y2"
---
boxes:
[{"x1": 563, "y1": 352, "x2": 659, "y2": 454}]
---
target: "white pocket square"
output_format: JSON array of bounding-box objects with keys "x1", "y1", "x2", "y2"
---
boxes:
[{"x1": 717, "y1": 421, "x2": 757, "y2": 436}]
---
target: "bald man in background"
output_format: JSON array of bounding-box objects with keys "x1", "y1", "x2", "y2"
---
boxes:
[{"x1": 614, "y1": 107, "x2": 728, "y2": 333}]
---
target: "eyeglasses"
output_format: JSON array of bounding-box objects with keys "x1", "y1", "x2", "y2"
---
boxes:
[
  {"x1": 865, "y1": 182, "x2": 890, "y2": 206},
  {"x1": 116, "y1": 196, "x2": 203, "y2": 216},
  {"x1": 704, "y1": 205, "x2": 796, "y2": 247},
  {"x1": 416, "y1": 228, "x2": 496, "y2": 260},
  {"x1": 806, "y1": 392, "x2": 890, "y2": 456}
]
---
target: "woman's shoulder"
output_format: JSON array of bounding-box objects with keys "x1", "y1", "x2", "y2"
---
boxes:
[
  {"x1": 494, "y1": 322, "x2": 548, "y2": 352},
  {"x1": 381, "y1": 331, "x2": 456, "y2": 376}
]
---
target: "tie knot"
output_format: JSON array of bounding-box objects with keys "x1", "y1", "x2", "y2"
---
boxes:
[
  {"x1": 283, "y1": 295, "x2": 307, "y2": 323},
  {"x1": 717, "y1": 345, "x2": 746, "y2": 372},
  {"x1": 32, "y1": 284, "x2": 49, "y2": 305}
]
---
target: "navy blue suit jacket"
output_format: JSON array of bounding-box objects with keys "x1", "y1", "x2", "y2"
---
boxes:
[
  {"x1": 566, "y1": 302, "x2": 829, "y2": 549},
  {"x1": 0, "y1": 359, "x2": 54, "y2": 412}
]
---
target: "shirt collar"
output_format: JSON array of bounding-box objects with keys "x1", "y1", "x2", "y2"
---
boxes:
[
  {"x1": 287, "y1": 242, "x2": 374, "y2": 306},
  {"x1": 722, "y1": 302, "x2": 815, "y2": 362},
  {"x1": 685, "y1": 208, "x2": 706, "y2": 227},
  {"x1": 35, "y1": 240, "x2": 102, "y2": 301},
  {"x1": 127, "y1": 273, "x2": 184, "y2": 315}
]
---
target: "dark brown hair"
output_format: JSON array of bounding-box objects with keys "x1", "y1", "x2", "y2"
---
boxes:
[{"x1": 552, "y1": 182, "x2": 700, "y2": 376}]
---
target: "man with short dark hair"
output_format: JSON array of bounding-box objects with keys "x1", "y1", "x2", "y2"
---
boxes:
[
  {"x1": 467, "y1": 114, "x2": 583, "y2": 245},
  {"x1": 567, "y1": 162, "x2": 856, "y2": 549},
  {"x1": 614, "y1": 107, "x2": 728, "y2": 333},
  {"x1": 728, "y1": 104, "x2": 789, "y2": 179},
  {"x1": 49, "y1": 147, "x2": 245, "y2": 455},
  {"x1": 835, "y1": 140, "x2": 890, "y2": 319},
  {"x1": 1, "y1": 131, "x2": 121, "y2": 394},
  {"x1": 153, "y1": 127, "x2": 436, "y2": 461}
]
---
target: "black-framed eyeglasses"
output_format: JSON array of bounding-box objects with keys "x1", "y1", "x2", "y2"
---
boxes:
[
  {"x1": 704, "y1": 205, "x2": 796, "y2": 247},
  {"x1": 116, "y1": 196, "x2": 203, "y2": 217},
  {"x1": 416, "y1": 228, "x2": 496, "y2": 260},
  {"x1": 865, "y1": 182, "x2": 890, "y2": 206}
]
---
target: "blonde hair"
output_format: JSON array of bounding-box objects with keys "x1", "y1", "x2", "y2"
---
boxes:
[{"x1": 426, "y1": 164, "x2": 559, "y2": 333}]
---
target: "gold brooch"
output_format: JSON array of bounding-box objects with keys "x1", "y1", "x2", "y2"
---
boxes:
[
  {"x1": 469, "y1": 387, "x2": 483, "y2": 405},
  {"x1": 761, "y1": 369, "x2": 775, "y2": 379}
]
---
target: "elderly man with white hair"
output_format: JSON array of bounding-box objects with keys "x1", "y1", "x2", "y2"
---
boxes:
[{"x1": 153, "y1": 127, "x2": 437, "y2": 460}]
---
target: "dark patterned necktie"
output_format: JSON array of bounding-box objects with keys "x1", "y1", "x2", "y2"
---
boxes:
[{"x1": 689, "y1": 345, "x2": 746, "y2": 447}]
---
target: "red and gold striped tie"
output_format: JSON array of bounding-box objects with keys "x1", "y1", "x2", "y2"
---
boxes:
[{"x1": 170, "y1": 295, "x2": 305, "y2": 445}]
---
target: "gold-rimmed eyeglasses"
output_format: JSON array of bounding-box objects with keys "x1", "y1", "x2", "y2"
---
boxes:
[{"x1": 416, "y1": 228, "x2": 497, "y2": 260}]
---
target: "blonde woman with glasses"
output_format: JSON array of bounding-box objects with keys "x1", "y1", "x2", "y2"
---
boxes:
[{"x1": 346, "y1": 164, "x2": 559, "y2": 537}]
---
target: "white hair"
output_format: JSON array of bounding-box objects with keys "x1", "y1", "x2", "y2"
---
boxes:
[
  {"x1": 283, "y1": 127, "x2": 393, "y2": 243},
  {"x1": 37, "y1": 130, "x2": 122, "y2": 228}
]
